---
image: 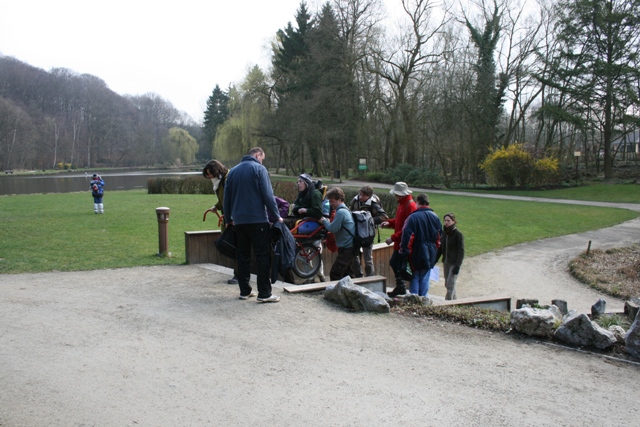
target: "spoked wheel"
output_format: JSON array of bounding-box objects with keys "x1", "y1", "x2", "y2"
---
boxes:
[{"x1": 292, "y1": 242, "x2": 322, "y2": 279}]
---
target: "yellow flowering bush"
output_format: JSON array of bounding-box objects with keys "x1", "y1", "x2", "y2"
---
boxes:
[{"x1": 480, "y1": 144, "x2": 559, "y2": 187}]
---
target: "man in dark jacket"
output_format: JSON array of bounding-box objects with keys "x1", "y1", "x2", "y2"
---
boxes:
[
  {"x1": 224, "y1": 147, "x2": 282, "y2": 303},
  {"x1": 349, "y1": 185, "x2": 388, "y2": 277},
  {"x1": 400, "y1": 193, "x2": 442, "y2": 297}
]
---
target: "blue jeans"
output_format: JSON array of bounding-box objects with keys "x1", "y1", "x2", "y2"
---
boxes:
[
  {"x1": 235, "y1": 223, "x2": 272, "y2": 299},
  {"x1": 409, "y1": 268, "x2": 431, "y2": 296}
]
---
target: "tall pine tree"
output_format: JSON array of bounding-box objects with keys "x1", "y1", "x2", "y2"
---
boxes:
[{"x1": 201, "y1": 84, "x2": 230, "y2": 159}]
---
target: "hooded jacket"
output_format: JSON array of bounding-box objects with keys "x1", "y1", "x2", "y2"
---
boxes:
[{"x1": 349, "y1": 194, "x2": 388, "y2": 225}]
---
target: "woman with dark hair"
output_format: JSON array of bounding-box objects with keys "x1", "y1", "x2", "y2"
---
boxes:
[
  {"x1": 435, "y1": 213, "x2": 465, "y2": 300},
  {"x1": 202, "y1": 159, "x2": 237, "y2": 284}
]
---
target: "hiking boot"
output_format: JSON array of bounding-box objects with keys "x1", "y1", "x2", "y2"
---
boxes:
[
  {"x1": 387, "y1": 282, "x2": 407, "y2": 298},
  {"x1": 239, "y1": 291, "x2": 257, "y2": 300},
  {"x1": 227, "y1": 276, "x2": 238, "y2": 284},
  {"x1": 257, "y1": 295, "x2": 280, "y2": 303}
]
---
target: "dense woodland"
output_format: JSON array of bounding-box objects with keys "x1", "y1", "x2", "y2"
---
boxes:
[{"x1": 1, "y1": 0, "x2": 639, "y2": 186}]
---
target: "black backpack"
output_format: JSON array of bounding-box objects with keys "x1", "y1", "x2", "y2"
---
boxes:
[{"x1": 339, "y1": 207, "x2": 376, "y2": 248}]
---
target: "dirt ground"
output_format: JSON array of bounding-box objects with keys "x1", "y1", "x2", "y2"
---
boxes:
[{"x1": 2, "y1": 194, "x2": 640, "y2": 426}]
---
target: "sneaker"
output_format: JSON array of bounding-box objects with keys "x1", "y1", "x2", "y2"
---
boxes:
[
  {"x1": 239, "y1": 291, "x2": 257, "y2": 300},
  {"x1": 227, "y1": 276, "x2": 238, "y2": 284},
  {"x1": 256, "y1": 295, "x2": 280, "y2": 303}
]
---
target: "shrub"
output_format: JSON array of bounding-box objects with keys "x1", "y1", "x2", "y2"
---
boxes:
[
  {"x1": 272, "y1": 180, "x2": 298, "y2": 202},
  {"x1": 480, "y1": 144, "x2": 559, "y2": 188},
  {"x1": 388, "y1": 163, "x2": 415, "y2": 182},
  {"x1": 369, "y1": 164, "x2": 443, "y2": 188},
  {"x1": 147, "y1": 177, "x2": 212, "y2": 194},
  {"x1": 365, "y1": 172, "x2": 392, "y2": 183},
  {"x1": 532, "y1": 157, "x2": 561, "y2": 187}
]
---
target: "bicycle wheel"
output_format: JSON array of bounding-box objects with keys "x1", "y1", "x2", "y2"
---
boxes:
[{"x1": 292, "y1": 242, "x2": 322, "y2": 279}]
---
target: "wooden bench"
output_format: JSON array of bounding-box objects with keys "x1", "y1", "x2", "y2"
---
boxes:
[
  {"x1": 284, "y1": 275, "x2": 388, "y2": 294},
  {"x1": 430, "y1": 295, "x2": 512, "y2": 312}
]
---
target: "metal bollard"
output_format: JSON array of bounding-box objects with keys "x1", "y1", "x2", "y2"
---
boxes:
[{"x1": 156, "y1": 207, "x2": 171, "y2": 257}]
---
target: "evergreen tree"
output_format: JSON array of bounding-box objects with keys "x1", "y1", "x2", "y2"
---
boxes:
[
  {"x1": 547, "y1": 0, "x2": 640, "y2": 178},
  {"x1": 202, "y1": 84, "x2": 230, "y2": 159},
  {"x1": 271, "y1": 1, "x2": 315, "y2": 174}
]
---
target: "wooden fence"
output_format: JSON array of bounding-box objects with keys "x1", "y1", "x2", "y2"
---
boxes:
[{"x1": 184, "y1": 230, "x2": 394, "y2": 282}]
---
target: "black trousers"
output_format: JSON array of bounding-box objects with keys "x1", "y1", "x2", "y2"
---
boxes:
[
  {"x1": 329, "y1": 246, "x2": 357, "y2": 281},
  {"x1": 235, "y1": 223, "x2": 272, "y2": 298}
]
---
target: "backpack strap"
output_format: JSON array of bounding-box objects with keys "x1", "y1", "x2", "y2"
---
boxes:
[{"x1": 337, "y1": 205, "x2": 355, "y2": 238}]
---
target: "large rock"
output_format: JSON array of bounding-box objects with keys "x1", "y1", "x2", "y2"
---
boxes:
[
  {"x1": 547, "y1": 305, "x2": 563, "y2": 322},
  {"x1": 324, "y1": 276, "x2": 390, "y2": 313},
  {"x1": 554, "y1": 313, "x2": 617, "y2": 350},
  {"x1": 551, "y1": 299, "x2": 568, "y2": 316},
  {"x1": 625, "y1": 311, "x2": 640, "y2": 359},
  {"x1": 591, "y1": 299, "x2": 607, "y2": 318},
  {"x1": 624, "y1": 298, "x2": 640, "y2": 323},
  {"x1": 510, "y1": 306, "x2": 558, "y2": 337},
  {"x1": 608, "y1": 325, "x2": 626, "y2": 345},
  {"x1": 516, "y1": 299, "x2": 539, "y2": 309}
]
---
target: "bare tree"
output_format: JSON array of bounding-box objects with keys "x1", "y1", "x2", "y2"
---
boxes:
[{"x1": 368, "y1": 0, "x2": 452, "y2": 167}]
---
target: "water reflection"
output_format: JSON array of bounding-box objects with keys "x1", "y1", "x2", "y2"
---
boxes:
[{"x1": 0, "y1": 170, "x2": 201, "y2": 196}]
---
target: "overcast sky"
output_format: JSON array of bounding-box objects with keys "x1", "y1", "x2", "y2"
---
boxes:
[{"x1": 0, "y1": 0, "x2": 402, "y2": 123}]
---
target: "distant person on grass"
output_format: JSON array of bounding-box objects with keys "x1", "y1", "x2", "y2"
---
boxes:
[
  {"x1": 223, "y1": 147, "x2": 282, "y2": 303},
  {"x1": 90, "y1": 174, "x2": 104, "y2": 214},
  {"x1": 435, "y1": 213, "x2": 465, "y2": 300},
  {"x1": 202, "y1": 159, "x2": 238, "y2": 285}
]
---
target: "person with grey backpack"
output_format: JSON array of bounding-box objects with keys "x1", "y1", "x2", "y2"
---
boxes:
[{"x1": 349, "y1": 185, "x2": 388, "y2": 277}]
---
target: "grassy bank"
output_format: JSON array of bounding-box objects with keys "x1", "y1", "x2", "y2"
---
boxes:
[
  {"x1": 0, "y1": 188, "x2": 637, "y2": 274},
  {"x1": 459, "y1": 183, "x2": 640, "y2": 203}
]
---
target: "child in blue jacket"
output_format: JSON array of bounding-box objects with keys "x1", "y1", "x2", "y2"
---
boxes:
[{"x1": 90, "y1": 174, "x2": 105, "y2": 214}]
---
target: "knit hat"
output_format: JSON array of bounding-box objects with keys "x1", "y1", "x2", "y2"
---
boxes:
[
  {"x1": 298, "y1": 173, "x2": 313, "y2": 190},
  {"x1": 390, "y1": 182, "x2": 412, "y2": 196}
]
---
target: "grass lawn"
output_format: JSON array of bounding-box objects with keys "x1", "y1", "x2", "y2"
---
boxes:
[
  {"x1": 458, "y1": 182, "x2": 640, "y2": 203},
  {"x1": 0, "y1": 188, "x2": 637, "y2": 274}
]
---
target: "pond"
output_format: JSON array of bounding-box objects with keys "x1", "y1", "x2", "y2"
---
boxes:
[{"x1": 0, "y1": 170, "x2": 201, "y2": 196}]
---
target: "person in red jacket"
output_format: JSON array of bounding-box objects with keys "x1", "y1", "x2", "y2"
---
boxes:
[{"x1": 381, "y1": 182, "x2": 417, "y2": 297}]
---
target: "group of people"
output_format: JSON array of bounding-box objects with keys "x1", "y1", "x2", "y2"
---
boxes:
[
  {"x1": 382, "y1": 182, "x2": 465, "y2": 300},
  {"x1": 202, "y1": 148, "x2": 465, "y2": 304}
]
